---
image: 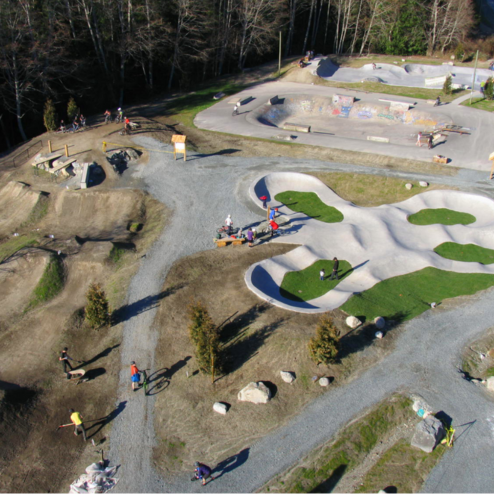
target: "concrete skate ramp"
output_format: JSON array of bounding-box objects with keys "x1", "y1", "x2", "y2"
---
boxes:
[
  {"x1": 316, "y1": 57, "x2": 494, "y2": 89},
  {"x1": 0, "y1": 182, "x2": 47, "y2": 235},
  {"x1": 245, "y1": 172, "x2": 494, "y2": 313},
  {"x1": 253, "y1": 94, "x2": 450, "y2": 131}
]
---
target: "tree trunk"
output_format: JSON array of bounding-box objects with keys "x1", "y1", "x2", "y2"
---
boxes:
[
  {"x1": 323, "y1": 0, "x2": 332, "y2": 50},
  {"x1": 303, "y1": 0, "x2": 316, "y2": 55},
  {"x1": 312, "y1": 0, "x2": 324, "y2": 49},
  {"x1": 285, "y1": 0, "x2": 297, "y2": 57},
  {"x1": 0, "y1": 115, "x2": 12, "y2": 149},
  {"x1": 350, "y1": 0, "x2": 363, "y2": 54},
  {"x1": 13, "y1": 56, "x2": 28, "y2": 142}
]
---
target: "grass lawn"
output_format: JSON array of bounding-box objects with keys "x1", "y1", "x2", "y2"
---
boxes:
[
  {"x1": 263, "y1": 395, "x2": 421, "y2": 493},
  {"x1": 280, "y1": 259, "x2": 353, "y2": 302},
  {"x1": 0, "y1": 234, "x2": 40, "y2": 263},
  {"x1": 307, "y1": 172, "x2": 454, "y2": 207},
  {"x1": 408, "y1": 208, "x2": 475, "y2": 226},
  {"x1": 356, "y1": 437, "x2": 446, "y2": 493},
  {"x1": 434, "y1": 242, "x2": 494, "y2": 264},
  {"x1": 27, "y1": 255, "x2": 65, "y2": 309},
  {"x1": 275, "y1": 191, "x2": 344, "y2": 222},
  {"x1": 460, "y1": 97, "x2": 494, "y2": 112},
  {"x1": 341, "y1": 267, "x2": 494, "y2": 322}
]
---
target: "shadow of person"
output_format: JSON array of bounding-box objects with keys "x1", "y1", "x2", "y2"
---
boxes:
[
  {"x1": 87, "y1": 400, "x2": 127, "y2": 439},
  {"x1": 84, "y1": 367, "x2": 106, "y2": 381},
  {"x1": 75, "y1": 345, "x2": 120, "y2": 369},
  {"x1": 211, "y1": 448, "x2": 250, "y2": 480}
]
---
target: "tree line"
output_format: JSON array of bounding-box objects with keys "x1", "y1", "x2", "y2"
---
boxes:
[{"x1": 0, "y1": 0, "x2": 477, "y2": 150}]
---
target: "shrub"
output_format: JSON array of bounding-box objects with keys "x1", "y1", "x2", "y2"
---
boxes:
[
  {"x1": 442, "y1": 74, "x2": 453, "y2": 95},
  {"x1": 67, "y1": 97, "x2": 79, "y2": 121},
  {"x1": 43, "y1": 99, "x2": 57, "y2": 132},
  {"x1": 454, "y1": 43, "x2": 465, "y2": 61},
  {"x1": 188, "y1": 300, "x2": 222, "y2": 380},
  {"x1": 485, "y1": 77, "x2": 494, "y2": 101},
  {"x1": 308, "y1": 315, "x2": 340, "y2": 365},
  {"x1": 85, "y1": 283, "x2": 110, "y2": 329}
]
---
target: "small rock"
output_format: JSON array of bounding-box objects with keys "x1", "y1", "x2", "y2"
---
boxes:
[
  {"x1": 431, "y1": 302, "x2": 437, "y2": 308},
  {"x1": 411, "y1": 416, "x2": 445, "y2": 453},
  {"x1": 346, "y1": 316, "x2": 362, "y2": 329},
  {"x1": 213, "y1": 402, "x2": 228, "y2": 415},
  {"x1": 412, "y1": 399, "x2": 433, "y2": 417},
  {"x1": 405, "y1": 183, "x2": 413, "y2": 190},
  {"x1": 238, "y1": 382, "x2": 271, "y2": 404},
  {"x1": 319, "y1": 377, "x2": 330, "y2": 387},
  {"x1": 419, "y1": 181, "x2": 429, "y2": 187},
  {"x1": 374, "y1": 317, "x2": 385, "y2": 329},
  {"x1": 280, "y1": 371, "x2": 295, "y2": 384},
  {"x1": 486, "y1": 376, "x2": 494, "y2": 391},
  {"x1": 375, "y1": 331, "x2": 384, "y2": 339}
]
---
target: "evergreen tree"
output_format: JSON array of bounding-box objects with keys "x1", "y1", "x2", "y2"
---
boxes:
[
  {"x1": 188, "y1": 300, "x2": 221, "y2": 380},
  {"x1": 85, "y1": 283, "x2": 110, "y2": 329},
  {"x1": 308, "y1": 315, "x2": 340, "y2": 366},
  {"x1": 67, "y1": 97, "x2": 79, "y2": 121},
  {"x1": 454, "y1": 43, "x2": 465, "y2": 61},
  {"x1": 485, "y1": 77, "x2": 494, "y2": 101},
  {"x1": 43, "y1": 99, "x2": 57, "y2": 132},
  {"x1": 442, "y1": 75, "x2": 453, "y2": 95}
]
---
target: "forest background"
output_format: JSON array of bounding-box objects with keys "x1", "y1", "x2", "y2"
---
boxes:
[{"x1": 0, "y1": 0, "x2": 490, "y2": 151}]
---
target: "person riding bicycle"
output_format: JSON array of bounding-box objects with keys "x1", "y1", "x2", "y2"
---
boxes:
[
  {"x1": 72, "y1": 117, "x2": 79, "y2": 132},
  {"x1": 59, "y1": 119, "x2": 66, "y2": 133},
  {"x1": 104, "y1": 109, "x2": 111, "y2": 124},
  {"x1": 232, "y1": 103, "x2": 239, "y2": 116},
  {"x1": 434, "y1": 96, "x2": 441, "y2": 107},
  {"x1": 193, "y1": 462, "x2": 212, "y2": 486},
  {"x1": 117, "y1": 107, "x2": 124, "y2": 123},
  {"x1": 124, "y1": 117, "x2": 130, "y2": 134},
  {"x1": 80, "y1": 114, "x2": 86, "y2": 127}
]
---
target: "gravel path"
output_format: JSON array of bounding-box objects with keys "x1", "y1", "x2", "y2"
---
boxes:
[{"x1": 108, "y1": 138, "x2": 494, "y2": 492}]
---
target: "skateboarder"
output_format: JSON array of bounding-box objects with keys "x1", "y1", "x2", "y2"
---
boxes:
[{"x1": 69, "y1": 408, "x2": 87, "y2": 441}]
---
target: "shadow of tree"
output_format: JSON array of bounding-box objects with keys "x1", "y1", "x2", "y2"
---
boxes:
[
  {"x1": 310, "y1": 464, "x2": 347, "y2": 493},
  {"x1": 212, "y1": 448, "x2": 250, "y2": 479},
  {"x1": 111, "y1": 284, "x2": 185, "y2": 325},
  {"x1": 220, "y1": 303, "x2": 270, "y2": 344},
  {"x1": 338, "y1": 311, "x2": 408, "y2": 360}
]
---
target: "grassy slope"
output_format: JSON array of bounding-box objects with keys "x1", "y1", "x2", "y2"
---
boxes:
[
  {"x1": 275, "y1": 191, "x2": 344, "y2": 222},
  {"x1": 461, "y1": 97, "x2": 494, "y2": 112},
  {"x1": 341, "y1": 267, "x2": 494, "y2": 322},
  {"x1": 280, "y1": 259, "x2": 353, "y2": 302},
  {"x1": 27, "y1": 255, "x2": 64, "y2": 309},
  {"x1": 434, "y1": 242, "x2": 494, "y2": 264},
  {"x1": 408, "y1": 208, "x2": 476, "y2": 225}
]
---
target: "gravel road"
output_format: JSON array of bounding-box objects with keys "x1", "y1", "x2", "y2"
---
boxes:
[{"x1": 109, "y1": 136, "x2": 494, "y2": 492}]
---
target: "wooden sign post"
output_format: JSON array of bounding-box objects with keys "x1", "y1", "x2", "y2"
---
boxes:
[
  {"x1": 172, "y1": 135, "x2": 187, "y2": 161},
  {"x1": 490, "y1": 152, "x2": 494, "y2": 180}
]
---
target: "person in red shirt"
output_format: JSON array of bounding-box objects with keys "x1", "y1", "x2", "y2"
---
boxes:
[{"x1": 130, "y1": 361, "x2": 140, "y2": 391}]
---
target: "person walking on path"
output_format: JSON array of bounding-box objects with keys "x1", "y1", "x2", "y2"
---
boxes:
[
  {"x1": 416, "y1": 132, "x2": 422, "y2": 147},
  {"x1": 428, "y1": 134, "x2": 433, "y2": 150},
  {"x1": 260, "y1": 196, "x2": 267, "y2": 209},
  {"x1": 269, "y1": 208, "x2": 278, "y2": 221},
  {"x1": 247, "y1": 228, "x2": 254, "y2": 247},
  {"x1": 193, "y1": 462, "x2": 212, "y2": 486},
  {"x1": 320, "y1": 268, "x2": 325, "y2": 281},
  {"x1": 60, "y1": 347, "x2": 75, "y2": 375},
  {"x1": 481, "y1": 81, "x2": 486, "y2": 96},
  {"x1": 69, "y1": 408, "x2": 87, "y2": 441},
  {"x1": 131, "y1": 361, "x2": 141, "y2": 391},
  {"x1": 330, "y1": 258, "x2": 339, "y2": 280},
  {"x1": 225, "y1": 215, "x2": 233, "y2": 235}
]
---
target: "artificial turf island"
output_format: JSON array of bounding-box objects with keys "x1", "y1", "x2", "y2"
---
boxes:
[
  {"x1": 408, "y1": 208, "x2": 475, "y2": 226},
  {"x1": 280, "y1": 259, "x2": 353, "y2": 302},
  {"x1": 434, "y1": 242, "x2": 494, "y2": 264},
  {"x1": 341, "y1": 267, "x2": 494, "y2": 322},
  {"x1": 275, "y1": 191, "x2": 344, "y2": 223}
]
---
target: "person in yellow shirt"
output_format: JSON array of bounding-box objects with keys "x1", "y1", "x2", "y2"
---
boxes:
[{"x1": 69, "y1": 408, "x2": 86, "y2": 441}]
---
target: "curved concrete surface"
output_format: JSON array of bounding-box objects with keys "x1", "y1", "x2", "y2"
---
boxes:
[
  {"x1": 316, "y1": 57, "x2": 494, "y2": 90},
  {"x1": 245, "y1": 172, "x2": 494, "y2": 313}
]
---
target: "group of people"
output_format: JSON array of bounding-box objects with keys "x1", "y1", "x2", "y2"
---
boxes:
[
  {"x1": 319, "y1": 258, "x2": 340, "y2": 281},
  {"x1": 58, "y1": 114, "x2": 86, "y2": 133},
  {"x1": 104, "y1": 108, "x2": 131, "y2": 133}
]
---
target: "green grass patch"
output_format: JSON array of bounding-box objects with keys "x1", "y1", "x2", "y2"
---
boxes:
[
  {"x1": 460, "y1": 97, "x2": 494, "y2": 112},
  {"x1": 0, "y1": 234, "x2": 40, "y2": 263},
  {"x1": 485, "y1": 367, "x2": 494, "y2": 378},
  {"x1": 341, "y1": 267, "x2": 494, "y2": 322},
  {"x1": 408, "y1": 208, "x2": 475, "y2": 225},
  {"x1": 27, "y1": 255, "x2": 64, "y2": 309},
  {"x1": 263, "y1": 395, "x2": 414, "y2": 493},
  {"x1": 164, "y1": 82, "x2": 249, "y2": 127},
  {"x1": 434, "y1": 242, "x2": 494, "y2": 264},
  {"x1": 280, "y1": 259, "x2": 353, "y2": 302},
  {"x1": 21, "y1": 194, "x2": 50, "y2": 228},
  {"x1": 275, "y1": 191, "x2": 344, "y2": 223},
  {"x1": 109, "y1": 245, "x2": 126, "y2": 265},
  {"x1": 356, "y1": 438, "x2": 446, "y2": 493}
]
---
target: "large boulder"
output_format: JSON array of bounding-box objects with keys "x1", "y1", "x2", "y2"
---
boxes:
[
  {"x1": 280, "y1": 371, "x2": 295, "y2": 384},
  {"x1": 346, "y1": 316, "x2": 362, "y2": 329},
  {"x1": 213, "y1": 402, "x2": 228, "y2": 415},
  {"x1": 374, "y1": 317, "x2": 385, "y2": 329},
  {"x1": 486, "y1": 376, "x2": 494, "y2": 392},
  {"x1": 238, "y1": 382, "x2": 271, "y2": 404},
  {"x1": 319, "y1": 377, "x2": 330, "y2": 387},
  {"x1": 411, "y1": 416, "x2": 445, "y2": 453},
  {"x1": 405, "y1": 183, "x2": 413, "y2": 190}
]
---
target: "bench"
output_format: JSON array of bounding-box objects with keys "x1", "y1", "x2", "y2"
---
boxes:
[
  {"x1": 31, "y1": 151, "x2": 63, "y2": 169},
  {"x1": 269, "y1": 95, "x2": 280, "y2": 105},
  {"x1": 283, "y1": 122, "x2": 311, "y2": 133},
  {"x1": 214, "y1": 237, "x2": 246, "y2": 248},
  {"x1": 378, "y1": 99, "x2": 412, "y2": 111},
  {"x1": 438, "y1": 125, "x2": 470, "y2": 135},
  {"x1": 367, "y1": 136, "x2": 389, "y2": 143},
  {"x1": 50, "y1": 157, "x2": 77, "y2": 175},
  {"x1": 81, "y1": 162, "x2": 90, "y2": 189},
  {"x1": 433, "y1": 155, "x2": 449, "y2": 164}
]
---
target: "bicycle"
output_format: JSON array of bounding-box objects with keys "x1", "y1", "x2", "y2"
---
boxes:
[
  {"x1": 141, "y1": 370, "x2": 149, "y2": 395},
  {"x1": 115, "y1": 114, "x2": 123, "y2": 124},
  {"x1": 216, "y1": 226, "x2": 239, "y2": 237},
  {"x1": 232, "y1": 106, "x2": 239, "y2": 117}
]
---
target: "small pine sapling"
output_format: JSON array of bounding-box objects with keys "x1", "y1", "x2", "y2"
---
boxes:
[
  {"x1": 442, "y1": 74, "x2": 453, "y2": 95},
  {"x1": 43, "y1": 99, "x2": 57, "y2": 132},
  {"x1": 308, "y1": 315, "x2": 340, "y2": 366},
  {"x1": 85, "y1": 283, "x2": 110, "y2": 329}
]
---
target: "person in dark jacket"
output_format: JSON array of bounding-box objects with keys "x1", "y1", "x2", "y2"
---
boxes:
[
  {"x1": 330, "y1": 257, "x2": 339, "y2": 280},
  {"x1": 194, "y1": 462, "x2": 212, "y2": 485}
]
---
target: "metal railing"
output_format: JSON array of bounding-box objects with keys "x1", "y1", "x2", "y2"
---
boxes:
[{"x1": 4, "y1": 139, "x2": 43, "y2": 168}]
